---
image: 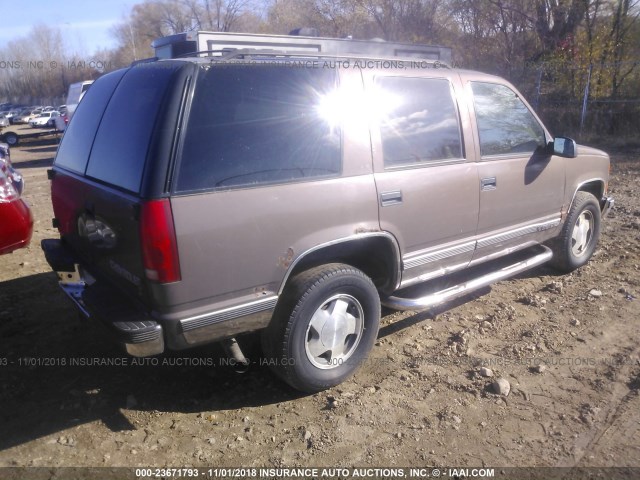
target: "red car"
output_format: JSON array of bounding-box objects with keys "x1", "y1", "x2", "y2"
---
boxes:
[{"x1": 0, "y1": 145, "x2": 33, "y2": 255}]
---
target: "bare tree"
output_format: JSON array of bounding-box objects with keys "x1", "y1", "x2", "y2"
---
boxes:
[
  {"x1": 0, "y1": 25, "x2": 102, "y2": 104},
  {"x1": 354, "y1": 0, "x2": 447, "y2": 42},
  {"x1": 534, "y1": 0, "x2": 587, "y2": 52}
]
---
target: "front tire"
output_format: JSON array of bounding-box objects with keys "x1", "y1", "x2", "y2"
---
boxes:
[
  {"x1": 262, "y1": 263, "x2": 380, "y2": 393},
  {"x1": 549, "y1": 192, "x2": 601, "y2": 272}
]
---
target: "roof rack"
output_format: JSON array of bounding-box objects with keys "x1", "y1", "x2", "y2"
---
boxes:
[
  {"x1": 173, "y1": 48, "x2": 450, "y2": 68},
  {"x1": 152, "y1": 31, "x2": 451, "y2": 64}
]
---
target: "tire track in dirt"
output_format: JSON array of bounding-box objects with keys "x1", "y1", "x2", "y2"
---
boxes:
[{"x1": 556, "y1": 341, "x2": 640, "y2": 467}]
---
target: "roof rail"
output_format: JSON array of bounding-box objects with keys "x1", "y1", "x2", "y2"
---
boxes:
[
  {"x1": 152, "y1": 31, "x2": 451, "y2": 64},
  {"x1": 173, "y1": 48, "x2": 450, "y2": 68},
  {"x1": 130, "y1": 57, "x2": 159, "y2": 66}
]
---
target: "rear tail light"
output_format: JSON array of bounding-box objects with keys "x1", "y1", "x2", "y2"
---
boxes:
[
  {"x1": 140, "y1": 199, "x2": 181, "y2": 283},
  {"x1": 0, "y1": 160, "x2": 19, "y2": 202}
]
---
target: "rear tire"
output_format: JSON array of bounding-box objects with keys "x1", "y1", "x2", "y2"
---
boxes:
[
  {"x1": 262, "y1": 263, "x2": 380, "y2": 393},
  {"x1": 549, "y1": 191, "x2": 601, "y2": 272}
]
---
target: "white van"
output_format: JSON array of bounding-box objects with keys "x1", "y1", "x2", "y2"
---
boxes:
[{"x1": 55, "y1": 80, "x2": 94, "y2": 132}]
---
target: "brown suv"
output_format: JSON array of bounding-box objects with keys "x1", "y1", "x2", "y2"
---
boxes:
[{"x1": 42, "y1": 32, "x2": 613, "y2": 393}]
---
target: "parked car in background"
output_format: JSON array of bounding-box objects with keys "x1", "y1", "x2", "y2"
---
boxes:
[
  {"x1": 0, "y1": 115, "x2": 9, "y2": 128},
  {"x1": 0, "y1": 143, "x2": 33, "y2": 255},
  {"x1": 29, "y1": 111, "x2": 60, "y2": 128},
  {"x1": 4, "y1": 110, "x2": 21, "y2": 124},
  {"x1": 58, "y1": 105, "x2": 67, "y2": 115},
  {"x1": 14, "y1": 110, "x2": 39, "y2": 124}
]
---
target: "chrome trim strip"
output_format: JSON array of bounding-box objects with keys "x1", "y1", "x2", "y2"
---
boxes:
[
  {"x1": 403, "y1": 241, "x2": 475, "y2": 270},
  {"x1": 278, "y1": 232, "x2": 403, "y2": 294},
  {"x1": 400, "y1": 259, "x2": 470, "y2": 289},
  {"x1": 402, "y1": 218, "x2": 559, "y2": 272},
  {"x1": 384, "y1": 157, "x2": 467, "y2": 171},
  {"x1": 384, "y1": 245, "x2": 553, "y2": 311},
  {"x1": 180, "y1": 296, "x2": 278, "y2": 332},
  {"x1": 181, "y1": 309, "x2": 274, "y2": 345},
  {"x1": 476, "y1": 218, "x2": 560, "y2": 249}
]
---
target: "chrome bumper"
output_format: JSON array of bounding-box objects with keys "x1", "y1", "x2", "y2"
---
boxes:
[
  {"x1": 601, "y1": 196, "x2": 614, "y2": 219},
  {"x1": 42, "y1": 239, "x2": 164, "y2": 357},
  {"x1": 58, "y1": 272, "x2": 165, "y2": 357}
]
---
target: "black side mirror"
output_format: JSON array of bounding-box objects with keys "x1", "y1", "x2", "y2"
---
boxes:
[{"x1": 552, "y1": 137, "x2": 577, "y2": 158}]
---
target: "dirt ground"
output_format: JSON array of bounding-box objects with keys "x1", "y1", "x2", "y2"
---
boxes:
[{"x1": 0, "y1": 134, "x2": 639, "y2": 472}]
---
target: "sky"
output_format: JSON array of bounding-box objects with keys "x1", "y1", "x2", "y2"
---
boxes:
[{"x1": 0, "y1": 0, "x2": 141, "y2": 54}]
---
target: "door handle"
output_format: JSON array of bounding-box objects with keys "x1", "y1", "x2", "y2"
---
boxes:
[
  {"x1": 380, "y1": 190, "x2": 403, "y2": 207},
  {"x1": 481, "y1": 177, "x2": 497, "y2": 191}
]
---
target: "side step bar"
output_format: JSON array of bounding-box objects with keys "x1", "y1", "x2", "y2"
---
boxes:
[{"x1": 383, "y1": 245, "x2": 553, "y2": 311}]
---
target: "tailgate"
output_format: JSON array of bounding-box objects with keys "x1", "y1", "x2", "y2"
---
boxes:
[
  {"x1": 51, "y1": 171, "x2": 147, "y2": 301},
  {"x1": 47, "y1": 62, "x2": 189, "y2": 306}
]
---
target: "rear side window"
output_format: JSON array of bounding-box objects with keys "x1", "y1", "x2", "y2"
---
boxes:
[
  {"x1": 85, "y1": 64, "x2": 181, "y2": 193},
  {"x1": 176, "y1": 65, "x2": 340, "y2": 192},
  {"x1": 471, "y1": 82, "x2": 546, "y2": 156},
  {"x1": 376, "y1": 76, "x2": 463, "y2": 167},
  {"x1": 55, "y1": 70, "x2": 126, "y2": 174}
]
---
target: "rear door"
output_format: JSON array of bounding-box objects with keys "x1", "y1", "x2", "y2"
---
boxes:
[
  {"x1": 367, "y1": 70, "x2": 480, "y2": 287},
  {"x1": 52, "y1": 63, "x2": 186, "y2": 303}
]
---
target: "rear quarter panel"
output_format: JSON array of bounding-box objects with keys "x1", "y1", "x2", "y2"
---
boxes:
[
  {"x1": 167, "y1": 175, "x2": 379, "y2": 316},
  {"x1": 158, "y1": 67, "x2": 379, "y2": 320}
]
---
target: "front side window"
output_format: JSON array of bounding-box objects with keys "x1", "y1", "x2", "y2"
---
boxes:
[
  {"x1": 376, "y1": 76, "x2": 463, "y2": 168},
  {"x1": 471, "y1": 82, "x2": 546, "y2": 157},
  {"x1": 176, "y1": 65, "x2": 341, "y2": 192}
]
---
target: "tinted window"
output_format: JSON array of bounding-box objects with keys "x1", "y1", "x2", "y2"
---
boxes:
[
  {"x1": 376, "y1": 76, "x2": 462, "y2": 167},
  {"x1": 55, "y1": 70, "x2": 126, "y2": 173},
  {"x1": 85, "y1": 64, "x2": 180, "y2": 193},
  {"x1": 176, "y1": 65, "x2": 340, "y2": 192},
  {"x1": 471, "y1": 82, "x2": 546, "y2": 156}
]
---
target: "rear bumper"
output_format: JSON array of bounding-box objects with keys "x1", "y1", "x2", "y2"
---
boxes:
[
  {"x1": 41, "y1": 238, "x2": 275, "y2": 356},
  {"x1": 601, "y1": 195, "x2": 614, "y2": 219},
  {"x1": 41, "y1": 239, "x2": 164, "y2": 357}
]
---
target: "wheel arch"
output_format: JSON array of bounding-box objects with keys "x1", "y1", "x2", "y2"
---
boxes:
[
  {"x1": 568, "y1": 179, "x2": 605, "y2": 214},
  {"x1": 278, "y1": 233, "x2": 402, "y2": 297}
]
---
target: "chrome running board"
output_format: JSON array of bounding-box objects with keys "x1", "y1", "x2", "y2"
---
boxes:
[{"x1": 383, "y1": 245, "x2": 553, "y2": 311}]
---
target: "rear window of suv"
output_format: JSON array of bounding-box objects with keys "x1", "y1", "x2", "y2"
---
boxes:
[
  {"x1": 55, "y1": 69, "x2": 126, "y2": 174},
  {"x1": 85, "y1": 63, "x2": 182, "y2": 193},
  {"x1": 176, "y1": 64, "x2": 341, "y2": 193}
]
